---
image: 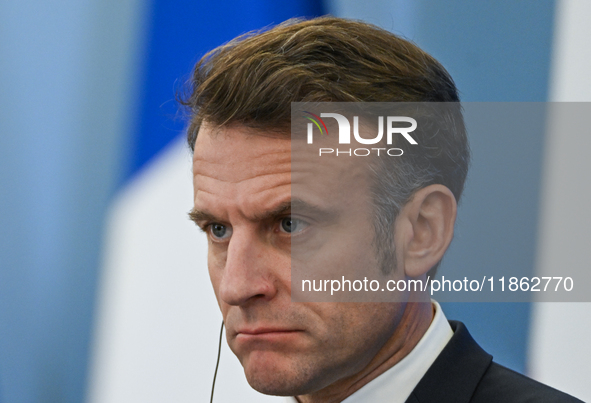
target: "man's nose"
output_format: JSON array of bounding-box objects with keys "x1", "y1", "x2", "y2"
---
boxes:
[{"x1": 218, "y1": 230, "x2": 278, "y2": 306}]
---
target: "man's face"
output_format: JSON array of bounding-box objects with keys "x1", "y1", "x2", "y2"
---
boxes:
[{"x1": 191, "y1": 124, "x2": 407, "y2": 396}]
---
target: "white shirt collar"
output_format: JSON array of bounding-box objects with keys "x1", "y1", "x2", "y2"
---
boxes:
[{"x1": 285, "y1": 300, "x2": 452, "y2": 402}]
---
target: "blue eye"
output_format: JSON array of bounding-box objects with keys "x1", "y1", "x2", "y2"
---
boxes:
[
  {"x1": 280, "y1": 217, "x2": 307, "y2": 234},
  {"x1": 209, "y1": 224, "x2": 232, "y2": 240}
]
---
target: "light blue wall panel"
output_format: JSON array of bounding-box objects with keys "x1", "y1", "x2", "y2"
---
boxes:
[{"x1": 0, "y1": 0, "x2": 148, "y2": 401}]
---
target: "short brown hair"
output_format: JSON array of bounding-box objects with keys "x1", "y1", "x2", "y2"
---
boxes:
[{"x1": 180, "y1": 17, "x2": 469, "y2": 276}]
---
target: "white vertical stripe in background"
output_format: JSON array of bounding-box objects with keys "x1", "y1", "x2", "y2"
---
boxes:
[{"x1": 528, "y1": 0, "x2": 591, "y2": 401}]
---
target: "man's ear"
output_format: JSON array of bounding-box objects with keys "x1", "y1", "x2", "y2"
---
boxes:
[{"x1": 395, "y1": 184, "x2": 457, "y2": 278}]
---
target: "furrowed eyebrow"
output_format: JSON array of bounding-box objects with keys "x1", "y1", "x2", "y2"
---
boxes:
[
  {"x1": 251, "y1": 200, "x2": 291, "y2": 221},
  {"x1": 188, "y1": 209, "x2": 217, "y2": 226},
  {"x1": 289, "y1": 199, "x2": 336, "y2": 221},
  {"x1": 188, "y1": 199, "x2": 334, "y2": 226},
  {"x1": 242, "y1": 199, "x2": 334, "y2": 222}
]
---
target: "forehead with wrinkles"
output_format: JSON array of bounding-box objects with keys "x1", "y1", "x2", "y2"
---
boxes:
[
  {"x1": 193, "y1": 125, "x2": 290, "y2": 179},
  {"x1": 192, "y1": 125, "x2": 292, "y2": 218}
]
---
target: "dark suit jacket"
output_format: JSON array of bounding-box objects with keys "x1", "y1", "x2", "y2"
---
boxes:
[{"x1": 405, "y1": 321, "x2": 584, "y2": 403}]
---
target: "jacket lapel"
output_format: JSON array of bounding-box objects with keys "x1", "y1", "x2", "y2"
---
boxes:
[{"x1": 405, "y1": 321, "x2": 493, "y2": 403}]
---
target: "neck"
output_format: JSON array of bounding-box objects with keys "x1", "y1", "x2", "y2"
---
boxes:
[{"x1": 295, "y1": 300, "x2": 434, "y2": 403}]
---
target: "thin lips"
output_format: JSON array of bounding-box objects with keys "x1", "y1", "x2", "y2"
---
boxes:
[{"x1": 237, "y1": 327, "x2": 300, "y2": 335}]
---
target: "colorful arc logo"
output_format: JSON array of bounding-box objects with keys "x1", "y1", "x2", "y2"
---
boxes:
[{"x1": 303, "y1": 111, "x2": 329, "y2": 136}]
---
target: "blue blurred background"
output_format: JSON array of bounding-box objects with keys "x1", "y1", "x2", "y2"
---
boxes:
[{"x1": 1, "y1": 0, "x2": 589, "y2": 402}]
